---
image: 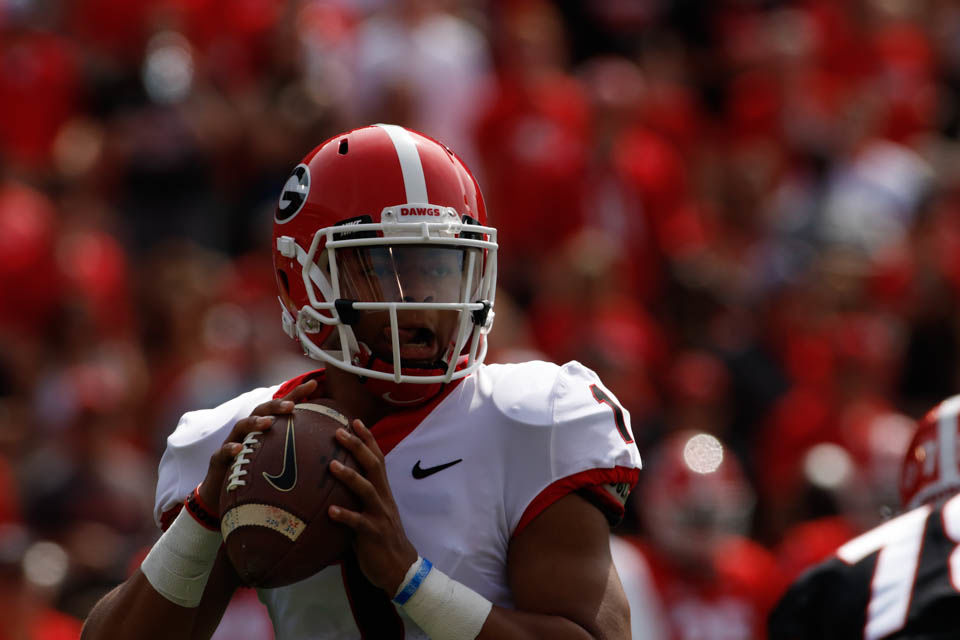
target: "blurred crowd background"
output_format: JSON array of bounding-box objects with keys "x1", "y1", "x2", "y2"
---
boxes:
[{"x1": 3, "y1": 0, "x2": 960, "y2": 637}]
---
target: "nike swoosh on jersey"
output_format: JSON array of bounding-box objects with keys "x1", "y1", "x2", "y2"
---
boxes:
[
  {"x1": 412, "y1": 458, "x2": 463, "y2": 479},
  {"x1": 264, "y1": 416, "x2": 298, "y2": 491}
]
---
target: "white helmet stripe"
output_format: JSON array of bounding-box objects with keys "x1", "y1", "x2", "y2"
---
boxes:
[
  {"x1": 938, "y1": 396, "x2": 960, "y2": 488},
  {"x1": 375, "y1": 124, "x2": 429, "y2": 204}
]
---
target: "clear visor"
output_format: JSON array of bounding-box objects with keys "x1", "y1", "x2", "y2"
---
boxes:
[
  {"x1": 336, "y1": 245, "x2": 482, "y2": 304},
  {"x1": 293, "y1": 227, "x2": 496, "y2": 383}
]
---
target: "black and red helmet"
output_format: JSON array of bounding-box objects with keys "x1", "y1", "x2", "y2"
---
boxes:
[{"x1": 901, "y1": 396, "x2": 960, "y2": 509}]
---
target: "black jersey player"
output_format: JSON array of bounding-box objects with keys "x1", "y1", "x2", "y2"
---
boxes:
[{"x1": 769, "y1": 395, "x2": 960, "y2": 640}]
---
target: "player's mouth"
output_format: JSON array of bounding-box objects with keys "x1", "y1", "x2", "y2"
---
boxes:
[{"x1": 383, "y1": 325, "x2": 440, "y2": 362}]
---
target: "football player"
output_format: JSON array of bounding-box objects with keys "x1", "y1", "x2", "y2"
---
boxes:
[
  {"x1": 769, "y1": 395, "x2": 960, "y2": 640},
  {"x1": 618, "y1": 431, "x2": 782, "y2": 640},
  {"x1": 81, "y1": 124, "x2": 642, "y2": 639}
]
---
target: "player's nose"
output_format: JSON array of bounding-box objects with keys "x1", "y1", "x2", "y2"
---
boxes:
[{"x1": 399, "y1": 272, "x2": 437, "y2": 303}]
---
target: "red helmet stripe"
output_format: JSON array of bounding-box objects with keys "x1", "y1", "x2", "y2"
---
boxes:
[
  {"x1": 375, "y1": 124, "x2": 429, "y2": 204},
  {"x1": 938, "y1": 396, "x2": 960, "y2": 490}
]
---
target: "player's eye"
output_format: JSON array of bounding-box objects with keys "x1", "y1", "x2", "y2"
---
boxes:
[
  {"x1": 363, "y1": 259, "x2": 394, "y2": 278},
  {"x1": 427, "y1": 265, "x2": 454, "y2": 278}
]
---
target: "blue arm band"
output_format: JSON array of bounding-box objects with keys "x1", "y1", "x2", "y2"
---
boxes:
[{"x1": 393, "y1": 557, "x2": 433, "y2": 605}]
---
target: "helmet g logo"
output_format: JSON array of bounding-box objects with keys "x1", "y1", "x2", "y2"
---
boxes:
[{"x1": 276, "y1": 164, "x2": 310, "y2": 223}]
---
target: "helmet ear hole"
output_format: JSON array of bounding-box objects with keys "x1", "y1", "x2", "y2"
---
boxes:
[
  {"x1": 277, "y1": 269, "x2": 291, "y2": 295},
  {"x1": 338, "y1": 138, "x2": 349, "y2": 155},
  {"x1": 277, "y1": 269, "x2": 296, "y2": 314}
]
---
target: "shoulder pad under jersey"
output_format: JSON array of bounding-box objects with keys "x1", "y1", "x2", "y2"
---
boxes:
[{"x1": 153, "y1": 385, "x2": 280, "y2": 527}]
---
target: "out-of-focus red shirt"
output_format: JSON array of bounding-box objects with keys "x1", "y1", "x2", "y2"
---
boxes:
[
  {"x1": 0, "y1": 609, "x2": 83, "y2": 640},
  {"x1": 0, "y1": 30, "x2": 79, "y2": 170},
  {"x1": 626, "y1": 535, "x2": 783, "y2": 640}
]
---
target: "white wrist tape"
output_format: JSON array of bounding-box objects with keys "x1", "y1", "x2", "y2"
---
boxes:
[
  {"x1": 393, "y1": 556, "x2": 493, "y2": 640},
  {"x1": 141, "y1": 507, "x2": 222, "y2": 607}
]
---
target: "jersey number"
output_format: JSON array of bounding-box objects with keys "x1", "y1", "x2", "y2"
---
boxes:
[
  {"x1": 837, "y1": 494, "x2": 960, "y2": 640},
  {"x1": 590, "y1": 384, "x2": 633, "y2": 444}
]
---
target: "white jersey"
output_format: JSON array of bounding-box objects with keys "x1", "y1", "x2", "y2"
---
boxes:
[
  {"x1": 609, "y1": 536, "x2": 669, "y2": 640},
  {"x1": 154, "y1": 360, "x2": 642, "y2": 640}
]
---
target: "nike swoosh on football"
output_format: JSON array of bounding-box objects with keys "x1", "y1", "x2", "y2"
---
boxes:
[
  {"x1": 263, "y1": 415, "x2": 298, "y2": 491},
  {"x1": 412, "y1": 458, "x2": 463, "y2": 479}
]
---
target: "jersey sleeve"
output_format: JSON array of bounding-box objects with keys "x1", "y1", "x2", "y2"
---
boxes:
[
  {"x1": 153, "y1": 385, "x2": 280, "y2": 529},
  {"x1": 496, "y1": 360, "x2": 642, "y2": 537}
]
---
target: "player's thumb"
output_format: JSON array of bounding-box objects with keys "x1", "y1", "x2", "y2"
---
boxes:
[
  {"x1": 199, "y1": 442, "x2": 243, "y2": 510},
  {"x1": 214, "y1": 442, "x2": 244, "y2": 469}
]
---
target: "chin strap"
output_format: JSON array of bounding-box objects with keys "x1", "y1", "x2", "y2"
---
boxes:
[{"x1": 355, "y1": 344, "x2": 467, "y2": 407}]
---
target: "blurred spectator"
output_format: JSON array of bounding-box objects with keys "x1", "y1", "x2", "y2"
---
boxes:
[
  {"x1": 0, "y1": 525, "x2": 82, "y2": 640},
  {"x1": 0, "y1": 453, "x2": 19, "y2": 526},
  {"x1": 661, "y1": 350, "x2": 733, "y2": 448},
  {"x1": 0, "y1": 9, "x2": 81, "y2": 176},
  {"x1": 0, "y1": 181, "x2": 63, "y2": 346},
  {"x1": 475, "y1": 0, "x2": 590, "y2": 303},
  {"x1": 618, "y1": 431, "x2": 782, "y2": 640},
  {"x1": 767, "y1": 408, "x2": 913, "y2": 586},
  {"x1": 352, "y1": 0, "x2": 491, "y2": 165}
]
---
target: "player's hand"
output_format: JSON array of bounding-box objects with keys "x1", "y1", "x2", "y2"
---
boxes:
[
  {"x1": 328, "y1": 419, "x2": 419, "y2": 595},
  {"x1": 197, "y1": 379, "x2": 319, "y2": 514}
]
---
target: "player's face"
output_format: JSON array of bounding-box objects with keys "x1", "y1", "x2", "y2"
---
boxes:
[{"x1": 337, "y1": 245, "x2": 480, "y2": 365}]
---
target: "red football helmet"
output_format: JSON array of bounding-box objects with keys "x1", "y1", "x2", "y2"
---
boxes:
[
  {"x1": 639, "y1": 431, "x2": 755, "y2": 563},
  {"x1": 900, "y1": 395, "x2": 960, "y2": 510},
  {"x1": 272, "y1": 125, "x2": 497, "y2": 404}
]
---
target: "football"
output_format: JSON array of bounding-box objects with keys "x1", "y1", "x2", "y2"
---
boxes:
[{"x1": 219, "y1": 400, "x2": 361, "y2": 588}]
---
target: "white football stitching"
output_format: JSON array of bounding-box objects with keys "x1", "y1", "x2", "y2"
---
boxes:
[{"x1": 226, "y1": 431, "x2": 260, "y2": 492}]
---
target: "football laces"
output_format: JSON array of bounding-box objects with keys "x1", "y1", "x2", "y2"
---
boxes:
[{"x1": 226, "y1": 431, "x2": 261, "y2": 492}]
